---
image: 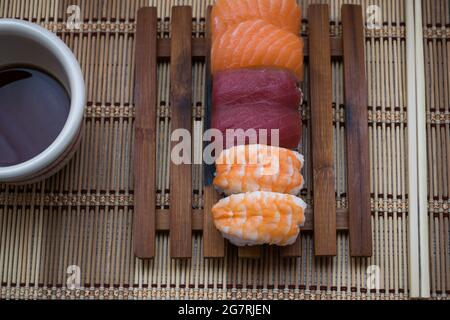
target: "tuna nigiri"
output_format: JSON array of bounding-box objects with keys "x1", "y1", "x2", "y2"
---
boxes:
[
  {"x1": 211, "y1": 19, "x2": 304, "y2": 79},
  {"x1": 214, "y1": 144, "x2": 304, "y2": 195},
  {"x1": 212, "y1": 191, "x2": 307, "y2": 246},
  {"x1": 213, "y1": 69, "x2": 301, "y2": 111},
  {"x1": 211, "y1": 0, "x2": 301, "y2": 39},
  {"x1": 212, "y1": 102, "x2": 302, "y2": 149}
]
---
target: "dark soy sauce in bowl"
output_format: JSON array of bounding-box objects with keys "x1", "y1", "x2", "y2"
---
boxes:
[{"x1": 0, "y1": 66, "x2": 70, "y2": 167}]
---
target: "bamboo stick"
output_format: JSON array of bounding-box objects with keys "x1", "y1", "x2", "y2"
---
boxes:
[
  {"x1": 407, "y1": 0, "x2": 431, "y2": 299},
  {"x1": 406, "y1": 0, "x2": 421, "y2": 299},
  {"x1": 414, "y1": 0, "x2": 430, "y2": 299}
]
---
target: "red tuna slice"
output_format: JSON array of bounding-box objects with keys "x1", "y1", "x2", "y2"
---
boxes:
[
  {"x1": 211, "y1": 103, "x2": 302, "y2": 149},
  {"x1": 213, "y1": 69, "x2": 301, "y2": 111}
]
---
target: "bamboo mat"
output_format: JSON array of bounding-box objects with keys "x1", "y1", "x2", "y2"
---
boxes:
[
  {"x1": 0, "y1": 0, "x2": 448, "y2": 300},
  {"x1": 422, "y1": 0, "x2": 450, "y2": 299}
]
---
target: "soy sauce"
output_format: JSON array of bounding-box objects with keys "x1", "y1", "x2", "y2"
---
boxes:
[{"x1": 0, "y1": 66, "x2": 70, "y2": 166}]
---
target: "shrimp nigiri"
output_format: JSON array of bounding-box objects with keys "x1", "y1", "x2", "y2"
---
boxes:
[
  {"x1": 212, "y1": 191, "x2": 307, "y2": 246},
  {"x1": 213, "y1": 144, "x2": 304, "y2": 195}
]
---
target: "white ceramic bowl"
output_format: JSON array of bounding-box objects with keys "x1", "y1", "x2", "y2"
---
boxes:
[{"x1": 0, "y1": 19, "x2": 85, "y2": 183}]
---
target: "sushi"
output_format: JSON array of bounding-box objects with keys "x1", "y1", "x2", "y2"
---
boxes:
[
  {"x1": 211, "y1": 0, "x2": 301, "y2": 40},
  {"x1": 212, "y1": 102, "x2": 302, "y2": 149},
  {"x1": 209, "y1": 1, "x2": 307, "y2": 248},
  {"x1": 211, "y1": 19, "x2": 304, "y2": 79},
  {"x1": 212, "y1": 191, "x2": 307, "y2": 246},
  {"x1": 212, "y1": 69, "x2": 302, "y2": 149},
  {"x1": 214, "y1": 144, "x2": 304, "y2": 195},
  {"x1": 213, "y1": 69, "x2": 301, "y2": 111}
]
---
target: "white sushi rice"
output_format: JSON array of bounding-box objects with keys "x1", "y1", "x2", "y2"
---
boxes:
[
  {"x1": 293, "y1": 151, "x2": 304, "y2": 165},
  {"x1": 292, "y1": 195, "x2": 307, "y2": 227}
]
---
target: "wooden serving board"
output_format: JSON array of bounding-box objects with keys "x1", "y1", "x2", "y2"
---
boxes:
[{"x1": 133, "y1": 4, "x2": 372, "y2": 259}]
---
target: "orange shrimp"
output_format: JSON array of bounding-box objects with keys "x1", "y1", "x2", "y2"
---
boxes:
[
  {"x1": 212, "y1": 191, "x2": 307, "y2": 246},
  {"x1": 213, "y1": 144, "x2": 304, "y2": 195}
]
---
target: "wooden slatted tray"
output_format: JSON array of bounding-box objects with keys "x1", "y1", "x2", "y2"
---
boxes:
[{"x1": 133, "y1": 4, "x2": 372, "y2": 259}]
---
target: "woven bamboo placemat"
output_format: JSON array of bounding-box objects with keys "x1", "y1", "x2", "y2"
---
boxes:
[{"x1": 0, "y1": 0, "x2": 448, "y2": 300}]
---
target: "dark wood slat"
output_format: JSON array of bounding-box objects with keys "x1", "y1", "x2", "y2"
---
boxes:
[
  {"x1": 203, "y1": 187, "x2": 225, "y2": 257},
  {"x1": 133, "y1": 7, "x2": 157, "y2": 259},
  {"x1": 280, "y1": 237, "x2": 302, "y2": 257},
  {"x1": 156, "y1": 208, "x2": 349, "y2": 232},
  {"x1": 158, "y1": 38, "x2": 207, "y2": 61},
  {"x1": 308, "y1": 4, "x2": 337, "y2": 256},
  {"x1": 342, "y1": 4, "x2": 372, "y2": 257},
  {"x1": 238, "y1": 246, "x2": 262, "y2": 259},
  {"x1": 203, "y1": 6, "x2": 225, "y2": 258},
  {"x1": 156, "y1": 37, "x2": 343, "y2": 61},
  {"x1": 169, "y1": 6, "x2": 193, "y2": 258},
  {"x1": 305, "y1": 37, "x2": 343, "y2": 60}
]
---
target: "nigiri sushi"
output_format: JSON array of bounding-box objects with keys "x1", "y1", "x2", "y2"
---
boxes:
[
  {"x1": 211, "y1": 0, "x2": 301, "y2": 40},
  {"x1": 214, "y1": 144, "x2": 304, "y2": 195},
  {"x1": 212, "y1": 191, "x2": 307, "y2": 246},
  {"x1": 213, "y1": 69, "x2": 301, "y2": 111},
  {"x1": 212, "y1": 102, "x2": 302, "y2": 149},
  {"x1": 211, "y1": 19, "x2": 304, "y2": 80}
]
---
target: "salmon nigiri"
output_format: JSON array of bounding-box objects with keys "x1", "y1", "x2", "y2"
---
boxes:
[
  {"x1": 214, "y1": 144, "x2": 304, "y2": 195},
  {"x1": 212, "y1": 191, "x2": 307, "y2": 246},
  {"x1": 211, "y1": 19, "x2": 304, "y2": 79},
  {"x1": 211, "y1": 0, "x2": 301, "y2": 39}
]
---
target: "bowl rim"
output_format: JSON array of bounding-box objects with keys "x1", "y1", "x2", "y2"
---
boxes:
[{"x1": 0, "y1": 19, "x2": 85, "y2": 182}]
